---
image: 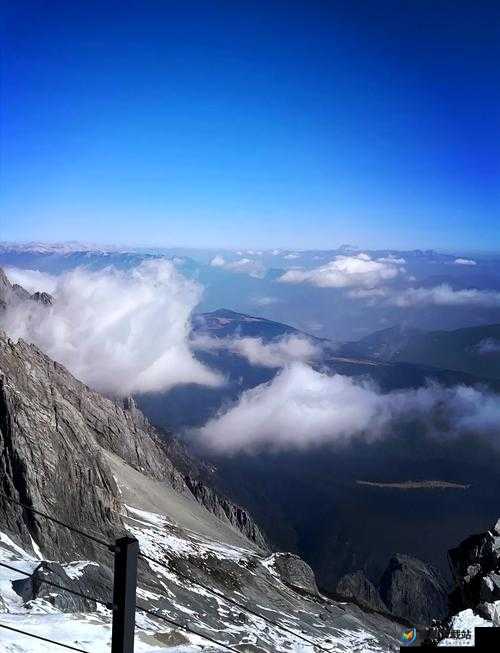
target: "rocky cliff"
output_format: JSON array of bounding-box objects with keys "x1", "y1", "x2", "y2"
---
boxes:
[{"x1": 0, "y1": 327, "x2": 266, "y2": 561}]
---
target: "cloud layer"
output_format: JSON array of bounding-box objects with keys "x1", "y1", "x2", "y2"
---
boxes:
[
  {"x1": 1, "y1": 261, "x2": 222, "y2": 395},
  {"x1": 199, "y1": 362, "x2": 500, "y2": 453},
  {"x1": 388, "y1": 284, "x2": 500, "y2": 307},
  {"x1": 192, "y1": 333, "x2": 321, "y2": 368},
  {"x1": 279, "y1": 253, "x2": 404, "y2": 288}
]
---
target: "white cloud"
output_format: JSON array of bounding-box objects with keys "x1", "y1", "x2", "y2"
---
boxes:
[
  {"x1": 1, "y1": 261, "x2": 222, "y2": 395},
  {"x1": 192, "y1": 333, "x2": 321, "y2": 368},
  {"x1": 388, "y1": 284, "x2": 500, "y2": 308},
  {"x1": 210, "y1": 255, "x2": 226, "y2": 267},
  {"x1": 283, "y1": 253, "x2": 300, "y2": 260},
  {"x1": 199, "y1": 363, "x2": 500, "y2": 453},
  {"x1": 377, "y1": 256, "x2": 406, "y2": 264},
  {"x1": 453, "y1": 258, "x2": 477, "y2": 266},
  {"x1": 210, "y1": 256, "x2": 265, "y2": 278},
  {"x1": 4, "y1": 267, "x2": 58, "y2": 294},
  {"x1": 278, "y1": 253, "x2": 403, "y2": 288}
]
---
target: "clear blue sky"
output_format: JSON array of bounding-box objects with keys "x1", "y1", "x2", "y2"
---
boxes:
[{"x1": 1, "y1": 1, "x2": 499, "y2": 250}]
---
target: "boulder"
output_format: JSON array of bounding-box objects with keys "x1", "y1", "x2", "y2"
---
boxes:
[{"x1": 270, "y1": 553, "x2": 319, "y2": 596}]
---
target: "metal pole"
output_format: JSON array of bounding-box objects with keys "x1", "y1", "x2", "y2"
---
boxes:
[{"x1": 111, "y1": 536, "x2": 139, "y2": 653}]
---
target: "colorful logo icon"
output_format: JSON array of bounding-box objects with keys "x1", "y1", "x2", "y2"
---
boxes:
[{"x1": 401, "y1": 628, "x2": 417, "y2": 645}]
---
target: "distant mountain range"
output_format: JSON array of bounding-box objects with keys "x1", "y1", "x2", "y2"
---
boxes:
[{"x1": 338, "y1": 323, "x2": 500, "y2": 381}]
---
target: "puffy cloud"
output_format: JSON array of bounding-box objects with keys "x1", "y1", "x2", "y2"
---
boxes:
[
  {"x1": 210, "y1": 255, "x2": 226, "y2": 267},
  {"x1": 4, "y1": 267, "x2": 58, "y2": 294},
  {"x1": 199, "y1": 363, "x2": 500, "y2": 453},
  {"x1": 453, "y1": 258, "x2": 477, "y2": 266},
  {"x1": 278, "y1": 253, "x2": 403, "y2": 288},
  {"x1": 283, "y1": 253, "x2": 301, "y2": 260},
  {"x1": 1, "y1": 261, "x2": 222, "y2": 395},
  {"x1": 192, "y1": 333, "x2": 321, "y2": 368},
  {"x1": 388, "y1": 284, "x2": 500, "y2": 308},
  {"x1": 210, "y1": 256, "x2": 265, "y2": 278}
]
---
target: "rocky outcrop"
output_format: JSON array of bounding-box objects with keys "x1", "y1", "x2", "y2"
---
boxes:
[
  {"x1": 31, "y1": 291, "x2": 53, "y2": 305},
  {"x1": 184, "y1": 476, "x2": 268, "y2": 550},
  {"x1": 268, "y1": 552, "x2": 319, "y2": 596},
  {"x1": 0, "y1": 268, "x2": 53, "y2": 309},
  {"x1": 12, "y1": 561, "x2": 112, "y2": 612},
  {"x1": 448, "y1": 518, "x2": 500, "y2": 619},
  {"x1": 379, "y1": 554, "x2": 449, "y2": 625},
  {"x1": 336, "y1": 570, "x2": 387, "y2": 612}
]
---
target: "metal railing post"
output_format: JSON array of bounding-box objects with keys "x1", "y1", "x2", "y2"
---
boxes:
[{"x1": 111, "y1": 536, "x2": 139, "y2": 653}]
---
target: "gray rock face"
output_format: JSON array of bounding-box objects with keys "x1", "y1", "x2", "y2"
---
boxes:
[
  {"x1": 270, "y1": 553, "x2": 319, "y2": 596},
  {"x1": 379, "y1": 554, "x2": 449, "y2": 625},
  {"x1": 336, "y1": 570, "x2": 387, "y2": 613}
]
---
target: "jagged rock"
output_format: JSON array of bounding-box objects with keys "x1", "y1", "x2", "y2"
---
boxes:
[
  {"x1": 0, "y1": 270, "x2": 36, "y2": 305},
  {"x1": 31, "y1": 291, "x2": 53, "y2": 305},
  {"x1": 448, "y1": 529, "x2": 498, "y2": 610},
  {"x1": 12, "y1": 561, "x2": 112, "y2": 612},
  {"x1": 12, "y1": 284, "x2": 31, "y2": 301},
  {"x1": 269, "y1": 553, "x2": 319, "y2": 596},
  {"x1": 184, "y1": 476, "x2": 268, "y2": 550},
  {"x1": 336, "y1": 570, "x2": 387, "y2": 612},
  {"x1": 378, "y1": 554, "x2": 448, "y2": 625}
]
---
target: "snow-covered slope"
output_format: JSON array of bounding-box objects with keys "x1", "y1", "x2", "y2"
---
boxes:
[{"x1": 0, "y1": 497, "x2": 404, "y2": 652}]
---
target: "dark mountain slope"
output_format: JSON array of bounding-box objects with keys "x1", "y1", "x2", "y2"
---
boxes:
[{"x1": 339, "y1": 323, "x2": 500, "y2": 381}]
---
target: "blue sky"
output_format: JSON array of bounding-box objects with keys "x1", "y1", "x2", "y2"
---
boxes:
[{"x1": 1, "y1": 1, "x2": 499, "y2": 250}]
